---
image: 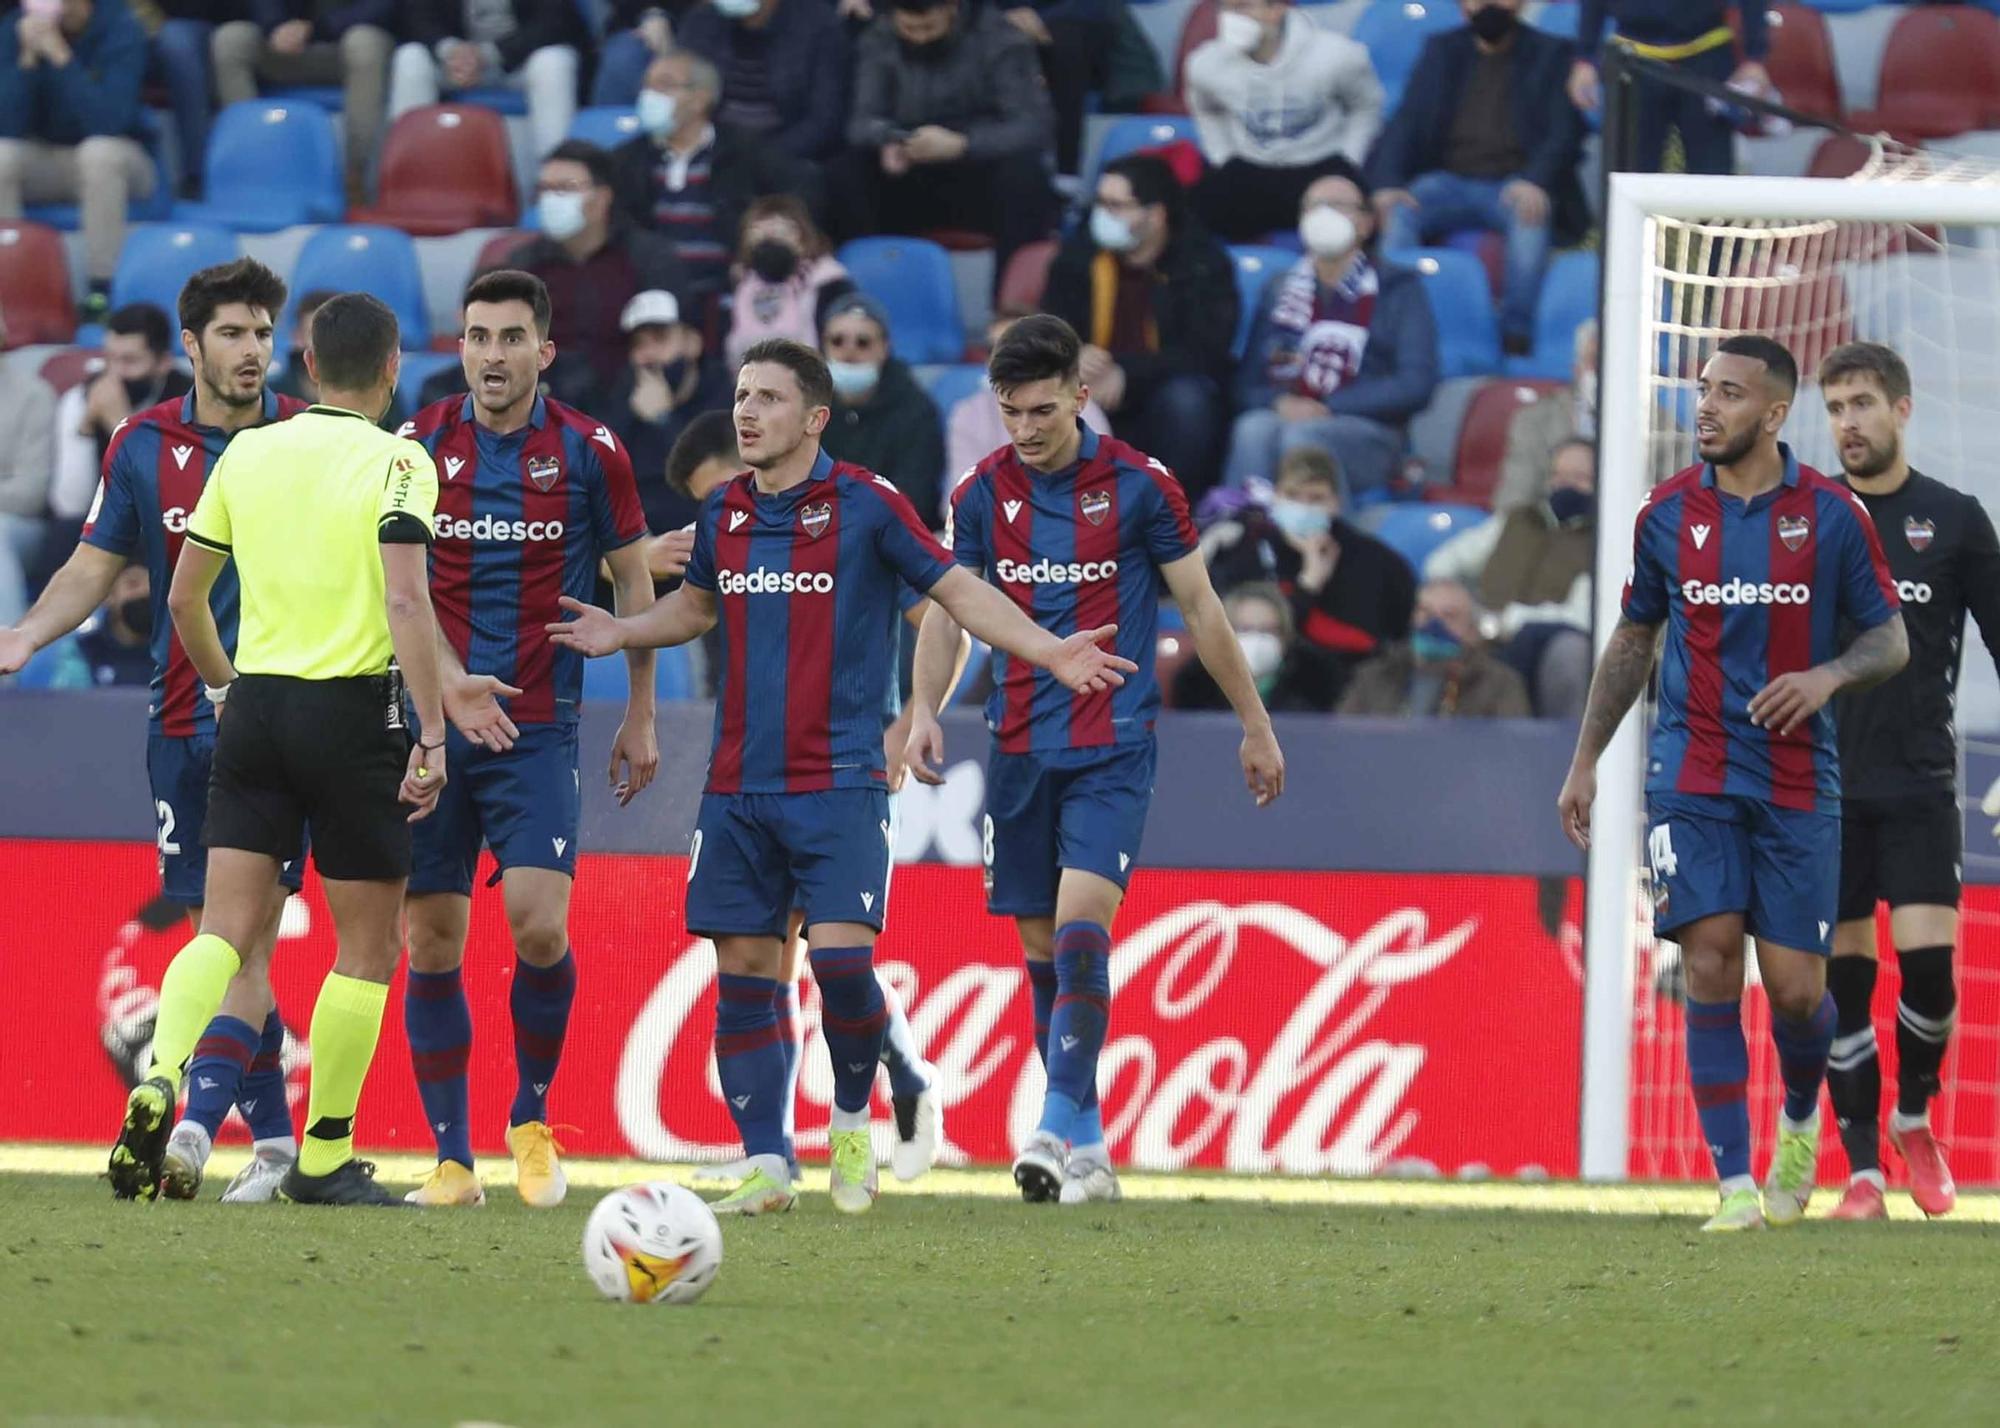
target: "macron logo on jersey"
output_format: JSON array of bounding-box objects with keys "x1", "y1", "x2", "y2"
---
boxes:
[
  {"x1": 443, "y1": 456, "x2": 465, "y2": 481},
  {"x1": 1691, "y1": 523, "x2": 1711, "y2": 550},
  {"x1": 435, "y1": 514, "x2": 566, "y2": 542},
  {"x1": 1003, "y1": 499, "x2": 1023, "y2": 523},
  {"x1": 728, "y1": 510, "x2": 748, "y2": 532},
  {"x1": 171, "y1": 444, "x2": 193, "y2": 471},
  {"x1": 716, "y1": 567, "x2": 834, "y2": 595},
  {"x1": 1680, "y1": 577, "x2": 1811, "y2": 607},
  {"x1": 996, "y1": 556, "x2": 1119, "y2": 585},
  {"x1": 591, "y1": 426, "x2": 617, "y2": 452}
]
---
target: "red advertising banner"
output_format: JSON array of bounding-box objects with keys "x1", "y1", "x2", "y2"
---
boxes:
[{"x1": 1, "y1": 841, "x2": 1584, "y2": 1178}]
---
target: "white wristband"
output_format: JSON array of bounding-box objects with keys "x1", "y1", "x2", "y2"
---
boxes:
[{"x1": 204, "y1": 682, "x2": 232, "y2": 706}]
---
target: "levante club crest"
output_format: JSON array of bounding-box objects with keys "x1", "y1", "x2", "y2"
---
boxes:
[
  {"x1": 1777, "y1": 515, "x2": 1809, "y2": 552},
  {"x1": 527, "y1": 455, "x2": 561, "y2": 492},
  {"x1": 1906, "y1": 516, "x2": 1935, "y2": 552},
  {"x1": 1080, "y1": 489, "x2": 1111, "y2": 526},
  {"x1": 800, "y1": 501, "x2": 832, "y2": 539}
]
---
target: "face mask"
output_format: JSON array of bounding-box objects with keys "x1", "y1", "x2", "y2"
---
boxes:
[
  {"x1": 828, "y1": 359, "x2": 880, "y2": 399},
  {"x1": 713, "y1": 0, "x2": 760, "y2": 18},
  {"x1": 1468, "y1": 4, "x2": 1518, "y2": 43},
  {"x1": 1217, "y1": 11, "x2": 1264, "y2": 54},
  {"x1": 749, "y1": 239, "x2": 800, "y2": 284},
  {"x1": 538, "y1": 190, "x2": 589, "y2": 240},
  {"x1": 1547, "y1": 487, "x2": 1595, "y2": 526},
  {"x1": 1299, "y1": 205, "x2": 1357, "y2": 258},
  {"x1": 1410, "y1": 617, "x2": 1466, "y2": 664},
  {"x1": 658, "y1": 357, "x2": 690, "y2": 390},
  {"x1": 637, "y1": 88, "x2": 676, "y2": 138},
  {"x1": 1090, "y1": 205, "x2": 1138, "y2": 254},
  {"x1": 1237, "y1": 629, "x2": 1283, "y2": 682},
  {"x1": 121, "y1": 375, "x2": 161, "y2": 410},
  {"x1": 117, "y1": 595, "x2": 153, "y2": 638},
  {"x1": 1270, "y1": 496, "x2": 1332, "y2": 542}
]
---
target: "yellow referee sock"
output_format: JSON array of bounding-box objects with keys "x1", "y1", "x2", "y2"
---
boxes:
[
  {"x1": 298, "y1": 972, "x2": 390, "y2": 1177},
  {"x1": 146, "y1": 933, "x2": 241, "y2": 1093}
]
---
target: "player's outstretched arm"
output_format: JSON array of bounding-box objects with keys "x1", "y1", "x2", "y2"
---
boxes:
[
  {"x1": 926, "y1": 566, "x2": 1138, "y2": 694},
  {"x1": 1160, "y1": 553, "x2": 1284, "y2": 805},
  {"x1": 433, "y1": 619, "x2": 523, "y2": 753},
  {"x1": 905, "y1": 600, "x2": 968, "y2": 786},
  {"x1": 1558, "y1": 616, "x2": 1661, "y2": 850},
  {"x1": 166, "y1": 541, "x2": 237, "y2": 691},
  {"x1": 0, "y1": 542, "x2": 124, "y2": 674},
  {"x1": 605, "y1": 540, "x2": 661, "y2": 807},
  {"x1": 545, "y1": 583, "x2": 717, "y2": 657},
  {"x1": 1749, "y1": 612, "x2": 1908, "y2": 737}
]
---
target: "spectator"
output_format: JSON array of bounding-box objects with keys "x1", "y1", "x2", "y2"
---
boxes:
[
  {"x1": 1170, "y1": 581, "x2": 1325, "y2": 712},
  {"x1": 388, "y1": 0, "x2": 586, "y2": 163},
  {"x1": 1425, "y1": 435, "x2": 1593, "y2": 716},
  {"x1": 1185, "y1": 0, "x2": 1384, "y2": 243},
  {"x1": 659, "y1": 408, "x2": 742, "y2": 690},
  {"x1": 1568, "y1": 3, "x2": 1771, "y2": 178},
  {"x1": 0, "y1": 0, "x2": 154, "y2": 315},
  {"x1": 52, "y1": 560, "x2": 155, "y2": 687},
  {"x1": 271, "y1": 287, "x2": 337, "y2": 406},
  {"x1": 509, "y1": 141, "x2": 692, "y2": 409},
  {"x1": 211, "y1": 0, "x2": 393, "y2": 207},
  {"x1": 678, "y1": 0, "x2": 849, "y2": 164},
  {"x1": 0, "y1": 304, "x2": 59, "y2": 627},
  {"x1": 1225, "y1": 169, "x2": 1438, "y2": 500},
  {"x1": 995, "y1": 0, "x2": 1114, "y2": 178},
  {"x1": 834, "y1": 0, "x2": 1057, "y2": 278},
  {"x1": 606, "y1": 288, "x2": 731, "y2": 536},
  {"x1": 945, "y1": 304, "x2": 1110, "y2": 519},
  {"x1": 1495, "y1": 317, "x2": 1594, "y2": 513},
  {"x1": 1044, "y1": 154, "x2": 1237, "y2": 499},
  {"x1": 722, "y1": 193, "x2": 855, "y2": 369},
  {"x1": 611, "y1": 48, "x2": 813, "y2": 316},
  {"x1": 151, "y1": 2, "x2": 231, "y2": 200},
  {"x1": 1337, "y1": 577, "x2": 1531, "y2": 717},
  {"x1": 1365, "y1": 0, "x2": 1584, "y2": 356},
  {"x1": 818, "y1": 291, "x2": 945, "y2": 522},
  {"x1": 1202, "y1": 447, "x2": 1413, "y2": 708},
  {"x1": 591, "y1": 0, "x2": 680, "y2": 107}
]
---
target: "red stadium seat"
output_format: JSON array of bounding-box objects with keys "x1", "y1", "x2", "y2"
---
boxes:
[
  {"x1": 473, "y1": 228, "x2": 533, "y2": 277},
  {"x1": 1433, "y1": 379, "x2": 1563, "y2": 508},
  {"x1": 1174, "y1": 0, "x2": 1218, "y2": 97},
  {"x1": 1733, "y1": 6, "x2": 1840, "y2": 121},
  {"x1": 997, "y1": 239, "x2": 1058, "y2": 313},
  {"x1": 350, "y1": 105, "x2": 519, "y2": 237},
  {"x1": 1806, "y1": 133, "x2": 1875, "y2": 179},
  {"x1": 1864, "y1": 7, "x2": 2000, "y2": 139},
  {"x1": 39, "y1": 347, "x2": 103, "y2": 393},
  {"x1": 0, "y1": 221, "x2": 76, "y2": 346},
  {"x1": 1717, "y1": 259, "x2": 1851, "y2": 380}
]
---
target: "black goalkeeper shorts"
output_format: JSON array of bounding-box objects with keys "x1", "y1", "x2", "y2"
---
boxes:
[{"x1": 1837, "y1": 790, "x2": 1962, "y2": 923}]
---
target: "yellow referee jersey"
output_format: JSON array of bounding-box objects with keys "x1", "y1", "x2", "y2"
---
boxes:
[{"x1": 187, "y1": 405, "x2": 438, "y2": 680}]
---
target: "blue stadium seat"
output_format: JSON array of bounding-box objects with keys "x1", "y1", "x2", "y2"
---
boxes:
[
  {"x1": 919, "y1": 363, "x2": 989, "y2": 417},
  {"x1": 835, "y1": 237, "x2": 965, "y2": 364},
  {"x1": 1800, "y1": 0, "x2": 1876, "y2": 12},
  {"x1": 285, "y1": 226, "x2": 430, "y2": 349},
  {"x1": 262, "y1": 87, "x2": 343, "y2": 110},
  {"x1": 10, "y1": 635, "x2": 81, "y2": 690},
  {"x1": 1532, "y1": 1, "x2": 1581, "y2": 40},
  {"x1": 456, "y1": 87, "x2": 529, "y2": 116},
  {"x1": 174, "y1": 101, "x2": 344, "y2": 232},
  {"x1": 1351, "y1": 0, "x2": 1463, "y2": 109},
  {"x1": 1367, "y1": 502, "x2": 1490, "y2": 573},
  {"x1": 1227, "y1": 244, "x2": 1294, "y2": 358},
  {"x1": 569, "y1": 107, "x2": 643, "y2": 150},
  {"x1": 1409, "y1": 248, "x2": 1501, "y2": 378},
  {"x1": 394, "y1": 351, "x2": 461, "y2": 415},
  {"x1": 1086, "y1": 115, "x2": 1199, "y2": 188},
  {"x1": 110, "y1": 223, "x2": 240, "y2": 319},
  {"x1": 581, "y1": 645, "x2": 695, "y2": 702},
  {"x1": 1510, "y1": 250, "x2": 1599, "y2": 379}
]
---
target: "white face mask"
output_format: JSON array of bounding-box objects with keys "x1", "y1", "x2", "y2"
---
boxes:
[
  {"x1": 1299, "y1": 205, "x2": 1357, "y2": 258},
  {"x1": 538, "y1": 190, "x2": 588, "y2": 240},
  {"x1": 827, "y1": 359, "x2": 881, "y2": 399},
  {"x1": 713, "y1": 0, "x2": 760, "y2": 18},
  {"x1": 1090, "y1": 205, "x2": 1138, "y2": 253},
  {"x1": 1237, "y1": 629, "x2": 1284, "y2": 681},
  {"x1": 1217, "y1": 11, "x2": 1265, "y2": 54},
  {"x1": 637, "y1": 87, "x2": 676, "y2": 138}
]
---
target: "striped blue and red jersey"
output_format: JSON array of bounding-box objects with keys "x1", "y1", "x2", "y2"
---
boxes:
[
  {"x1": 403, "y1": 394, "x2": 647, "y2": 725},
  {"x1": 1621, "y1": 447, "x2": 1899, "y2": 814},
  {"x1": 948, "y1": 424, "x2": 1199, "y2": 758},
  {"x1": 682, "y1": 450, "x2": 952, "y2": 794},
  {"x1": 80, "y1": 389, "x2": 307, "y2": 737}
]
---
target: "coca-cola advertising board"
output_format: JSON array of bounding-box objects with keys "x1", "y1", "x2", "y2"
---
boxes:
[{"x1": 1, "y1": 840, "x2": 1582, "y2": 1178}]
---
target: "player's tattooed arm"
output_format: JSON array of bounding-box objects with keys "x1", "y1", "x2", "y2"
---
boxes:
[
  {"x1": 1749, "y1": 614, "x2": 1907, "y2": 737},
  {"x1": 1572, "y1": 617, "x2": 1660, "y2": 765},
  {"x1": 1820, "y1": 612, "x2": 1909, "y2": 693}
]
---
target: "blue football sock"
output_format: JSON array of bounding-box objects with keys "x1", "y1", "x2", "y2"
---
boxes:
[
  {"x1": 510, "y1": 951, "x2": 576, "y2": 1127},
  {"x1": 1038, "y1": 922, "x2": 1112, "y2": 1143},
  {"x1": 239, "y1": 1009, "x2": 294, "y2": 1144},
  {"x1": 405, "y1": 966, "x2": 474, "y2": 1169},
  {"x1": 878, "y1": 977, "x2": 930, "y2": 1099},
  {"x1": 1685, "y1": 996, "x2": 1752, "y2": 1182},
  {"x1": 1772, "y1": 990, "x2": 1837, "y2": 1124},
  {"x1": 1027, "y1": 959, "x2": 1057, "y2": 1067},
  {"x1": 714, "y1": 974, "x2": 788, "y2": 1161},
  {"x1": 809, "y1": 945, "x2": 888, "y2": 1115},
  {"x1": 184, "y1": 1015, "x2": 257, "y2": 1139},
  {"x1": 775, "y1": 980, "x2": 801, "y2": 1158}
]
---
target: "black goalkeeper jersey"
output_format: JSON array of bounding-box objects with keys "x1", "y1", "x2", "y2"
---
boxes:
[{"x1": 1834, "y1": 469, "x2": 2000, "y2": 799}]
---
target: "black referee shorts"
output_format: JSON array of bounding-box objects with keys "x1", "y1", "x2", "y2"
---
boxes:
[
  {"x1": 206, "y1": 673, "x2": 413, "y2": 882},
  {"x1": 1837, "y1": 790, "x2": 1963, "y2": 924}
]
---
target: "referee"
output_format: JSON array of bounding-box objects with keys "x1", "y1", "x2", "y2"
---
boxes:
[{"x1": 108, "y1": 293, "x2": 445, "y2": 1207}]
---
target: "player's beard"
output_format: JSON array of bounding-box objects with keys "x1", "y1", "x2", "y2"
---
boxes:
[
  {"x1": 1839, "y1": 431, "x2": 1900, "y2": 480},
  {"x1": 1701, "y1": 421, "x2": 1761, "y2": 468},
  {"x1": 199, "y1": 350, "x2": 264, "y2": 409}
]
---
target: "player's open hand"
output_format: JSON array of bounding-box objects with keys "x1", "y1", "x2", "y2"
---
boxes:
[
  {"x1": 0, "y1": 627, "x2": 32, "y2": 677},
  {"x1": 1748, "y1": 668, "x2": 1838, "y2": 738},
  {"x1": 1981, "y1": 773, "x2": 2000, "y2": 842},
  {"x1": 610, "y1": 714, "x2": 659, "y2": 807},
  {"x1": 646, "y1": 525, "x2": 696, "y2": 581},
  {"x1": 1241, "y1": 724, "x2": 1285, "y2": 806},
  {"x1": 445, "y1": 672, "x2": 522, "y2": 752},
  {"x1": 546, "y1": 596, "x2": 626, "y2": 658},
  {"x1": 905, "y1": 706, "x2": 948, "y2": 787},
  {"x1": 1557, "y1": 761, "x2": 1596, "y2": 851},
  {"x1": 400, "y1": 741, "x2": 447, "y2": 822},
  {"x1": 1047, "y1": 624, "x2": 1138, "y2": 694}
]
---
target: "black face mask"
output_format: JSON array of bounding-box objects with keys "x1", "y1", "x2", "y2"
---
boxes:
[
  {"x1": 1469, "y1": 5, "x2": 1518, "y2": 43},
  {"x1": 659, "y1": 358, "x2": 690, "y2": 390},
  {"x1": 749, "y1": 240, "x2": 800, "y2": 284},
  {"x1": 122, "y1": 374, "x2": 163, "y2": 410},
  {"x1": 117, "y1": 595, "x2": 154, "y2": 638}
]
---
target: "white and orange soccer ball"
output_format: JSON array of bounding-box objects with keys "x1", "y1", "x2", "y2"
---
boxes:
[{"x1": 582, "y1": 1182, "x2": 723, "y2": 1306}]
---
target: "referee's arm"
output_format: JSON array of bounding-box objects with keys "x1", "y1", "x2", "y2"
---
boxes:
[{"x1": 381, "y1": 535, "x2": 444, "y2": 746}]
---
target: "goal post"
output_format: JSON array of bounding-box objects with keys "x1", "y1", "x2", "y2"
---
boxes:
[{"x1": 1582, "y1": 168, "x2": 2000, "y2": 1181}]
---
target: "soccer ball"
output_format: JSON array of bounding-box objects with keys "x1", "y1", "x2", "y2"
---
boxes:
[{"x1": 582, "y1": 1182, "x2": 723, "y2": 1306}]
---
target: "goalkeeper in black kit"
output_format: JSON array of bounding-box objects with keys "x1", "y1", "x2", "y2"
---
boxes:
[{"x1": 1816, "y1": 341, "x2": 2000, "y2": 1220}]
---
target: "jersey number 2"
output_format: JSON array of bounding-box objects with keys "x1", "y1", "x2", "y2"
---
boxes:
[{"x1": 155, "y1": 800, "x2": 181, "y2": 857}]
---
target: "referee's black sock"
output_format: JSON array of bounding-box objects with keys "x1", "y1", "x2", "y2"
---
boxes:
[
  {"x1": 1894, "y1": 945, "x2": 1956, "y2": 1122},
  {"x1": 1825, "y1": 955, "x2": 1882, "y2": 1176}
]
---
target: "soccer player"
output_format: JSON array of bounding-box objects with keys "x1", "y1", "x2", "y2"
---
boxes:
[
  {"x1": 549, "y1": 338, "x2": 1135, "y2": 1216},
  {"x1": 0, "y1": 260, "x2": 313, "y2": 1203},
  {"x1": 392, "y1": 270, "x2": 660, "y2": 1210},
  {"x1": 112, "y1": 293, "x2": 447, "y2": 1207},
  {"x1": 1558, "y1": 334, "x2": 1908, "y2": 1232},
  {"x1": 1815, "y1": 341, "x2": 2000, "y2": 1220},
  {"x1": 903, "y1": 315, "x2": 1287, "y2": 1207}
]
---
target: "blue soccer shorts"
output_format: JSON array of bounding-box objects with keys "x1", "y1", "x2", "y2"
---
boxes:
[
  {"x1": 688, "y1": 787, "x2": 893, "y2": 941},
  {"x1": 148, "y1": 730, "x2": 304, "y2": 906},
  {"x1": 1645, "y1": 790, "x2": 1840, "y2": 954},
  {"x1": 984, "y1": 740, "x2": 1156, "y2": 919},
  {"x1": 408, "y1": 721, "x2": 582, "y2": 897}
]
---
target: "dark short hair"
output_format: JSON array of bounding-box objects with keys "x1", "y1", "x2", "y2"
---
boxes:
[
  {"x1": 108, "y1": 302, "x2": 173, "y2": 355},
  {"x1": 1716, "y1": 332, "x2": 1798, "y2": 400},
  {"x1": 462, "y1": 268, "x2": 553, "y2": 338},
  {"x1": 738, "y1": 337, "x2": 833, "y2": 413},
  {"x1": 178, "y1": 258, "x2": 288, "y2": 340},
  {"x1": 667, "y1": 410, "x2": 741, "y2": 497},
  {"x1": 294, "y1": 288, "x2": 340, "y2": 323},
  {"x1": 1102, "y1": 154, "x2": 1183, "y2": 224},
  {"x1": 310, "y1": 293, "x2": 400, "y2": 393},
  {"x1": 987, "y1": 314, "x2": 1081, "y2": 395},
  {"x1": 1818, "y1": 340, "x2": 1911, "y2": 404},
  {"x1": 540, "y1": 138, "x2": 614, "y2": 189},
  {"x1": 889, "y1": 0, "x2": 953, "y2": 12},
  {"x1": 1277, "y1": 446, "x2": 1340, "y2": 491}
]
